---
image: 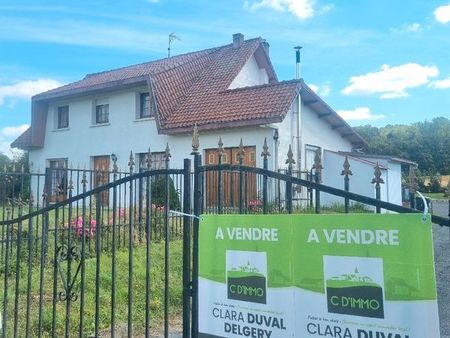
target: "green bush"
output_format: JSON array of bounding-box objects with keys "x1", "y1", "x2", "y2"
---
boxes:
[{"x1": 151, "y1": 175, "x2": 181, "y2": 210}]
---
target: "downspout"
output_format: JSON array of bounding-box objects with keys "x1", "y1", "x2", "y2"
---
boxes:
[{"x1": 294, "y1": 46, "x2": 302, "y2": 172}]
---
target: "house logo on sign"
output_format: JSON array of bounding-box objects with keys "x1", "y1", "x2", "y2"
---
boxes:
[
  {"x1": 226, "y1": 250, "x2": 267, "y2": 304},
  {"x1": 324, "y1": 256, "x2": 385, "y2": 319}
]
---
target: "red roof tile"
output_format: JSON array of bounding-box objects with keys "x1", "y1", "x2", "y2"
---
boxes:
[{"x1": 12, "y1": 36, "x2": 366, "y2": 148}]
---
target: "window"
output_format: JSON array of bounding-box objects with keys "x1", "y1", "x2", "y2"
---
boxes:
[
  {"x1": 95, "y1": 99, "x2": 109, "y2": 124},
  {"x1": 305, "y1": 145, "x2": 321, "y2": 171},
  {"x1": 57, "y1": 106, "x2": 69, "y2": 129},
  {"x1": 138, "y1": 152, "x2": 167, "y2": 170},
  {"x1": 139, "y1": 92, "x2": 152, "y2": 118},
  {"x1": 48, "y1": 158, "x2": 68, "y2": 202}
]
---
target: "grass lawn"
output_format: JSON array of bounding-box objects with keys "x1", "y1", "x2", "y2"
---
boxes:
[
  {"x1": 424, "y1": 193, "x2": 448, "y2": 201},
  {"x1": 0, "y1": 239, "x2": 184, "y2": 337}
]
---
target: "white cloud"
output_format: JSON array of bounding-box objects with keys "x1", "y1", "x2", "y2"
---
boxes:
[
  {"x1": 429, "y1": 76, "x2": 450, "y2": 89},
  {"x1": 1, "y1": 124, "x2": 30, "y2": 138},
  {"x1": 244, "y1": 0, "x2": 315, "y2": 20},
  {"x1": 320, "y1": 4, "x2": 334, "y2": 14},
  {"x1": 0, "y1": 79, "x2": 62, "y2": 106},
  {"x1": 337, "y1": 107, "x2": 384, "y2": 121},
  {"x1": 342, "y1": 63, "x2": 439, "y2": 99},
  {"x1": 309, "y1": 83, "x2": 331, "y2": 96},
  {"x1": 405, "y1": 23, "x2": 421, "y2": 32},
  {"x1": 434, "y1": 5, "x2": 450, "y2": 24},
  {"x1": 0, "y1": 124, "x2": 30, "y2": 158},
  {"x1": 0, "y1": 17, "x2": 170, "y2": 53}
]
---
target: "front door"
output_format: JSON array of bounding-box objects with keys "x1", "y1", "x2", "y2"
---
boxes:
[
  {"x1": 93, "y1": 156, "x2": 110, "y2": 205},
  {"x1": 205, "y1": 146, "x2": 257, "y2": 210}
]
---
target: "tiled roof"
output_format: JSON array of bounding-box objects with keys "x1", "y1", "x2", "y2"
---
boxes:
[
  {"x1": 11, "y1": 127, "x2": 32, "y2": 150},
  {"x1": 12, "y1": 36, "x2": 366, "y2": 148},
  {"x1": 164, "y1": 80, "x2": 301, "y2": 131},
  {"x1": 35, "y1": 47, "x2": 220, "y2": 100}
]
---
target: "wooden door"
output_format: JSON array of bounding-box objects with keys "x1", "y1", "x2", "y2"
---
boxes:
[
  {"x1": 93, "y1": 156, "x2": 110, "y2": 205},
  {"x1": 205, "y1": 146, "x2": 256, "y2": 210}
]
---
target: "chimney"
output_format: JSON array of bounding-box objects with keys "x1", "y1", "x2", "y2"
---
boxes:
[
  {"x1": 294, "y1": 46, "x2": 302, "y2": 79},
  {"x1": 233, "y1": 33, "x2": 244, "y2": 49},
  {"x1": 262, "y1": 40, "x2": 270, "y2": 55}
]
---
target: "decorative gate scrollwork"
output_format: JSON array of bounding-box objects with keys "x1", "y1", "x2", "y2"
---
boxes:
[{"x1": 56, "y1": 244, "x2": 82, "y2": 302}]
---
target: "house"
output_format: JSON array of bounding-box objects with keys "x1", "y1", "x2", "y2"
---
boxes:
[
  {"x1": 13, "y1": 33, "x2": 398, "y2": 206},
  {"x1": 323, "y1": 151, "x2": 417, "y2": 207}
]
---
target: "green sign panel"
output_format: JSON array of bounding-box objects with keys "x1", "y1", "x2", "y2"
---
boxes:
[{"x1": 198, "y1": 214, "x2": 440, "y2": 338}]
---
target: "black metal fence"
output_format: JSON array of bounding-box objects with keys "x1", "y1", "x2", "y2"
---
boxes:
[
  {"x1": 0, "y1": 135, "x2": 449, "y2": 338},
  {"x1": 0, "y1": 152, "x2": 192, "y2": 338}
]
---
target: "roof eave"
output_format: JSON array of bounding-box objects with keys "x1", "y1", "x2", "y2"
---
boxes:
[
  {"x1": 160, "y1": 116, "x2": 284, "y2": 135},
  {"x1": 300, "y1": 80, "x2": 368, "y2": 147},
  {"x1": 33, "y1": 75, "x2": 149, "y2": 102}
]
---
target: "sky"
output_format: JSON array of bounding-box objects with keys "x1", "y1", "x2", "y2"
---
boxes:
[{"x1": 0, "y1": 0, "x2": 449, "y2": 156}]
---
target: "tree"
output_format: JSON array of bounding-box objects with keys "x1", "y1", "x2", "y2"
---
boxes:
[{"x1": 354, "y1": 117, "x2": 450, "y2": 175}]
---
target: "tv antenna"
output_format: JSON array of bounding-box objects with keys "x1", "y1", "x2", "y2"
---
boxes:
[{"x1": 168, "y1": 32, "x2": 180, "y2": 58}]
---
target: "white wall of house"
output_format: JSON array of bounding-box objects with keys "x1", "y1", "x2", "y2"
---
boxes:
[
  {"x1": 29, "y1": 87, "x2": 276, "y2": 173},
  {"x1": 228, "y1": 56, "x2": 269, "y2": 89},
  {"x1": 300, "y1": 104, "x2": 353, "y2": 172},
  {"x1": 321, "y1": 151, "x2": 406, "y2": 210}
]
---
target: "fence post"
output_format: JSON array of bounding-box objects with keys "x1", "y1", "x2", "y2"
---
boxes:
[
  {"x1": 341, "y1": 156, "x2": 352, "y2": 213},
  {"x1": 217, "y1": 138, "x2": 224, "y2": 214},
  {"x1": 163, "y1": 143, "x2": 171, "y2": 338},
  {"x1": 138, "y1": 155, "x2": 144, "y2": 243},
  {"x1": 313, "y1": 149, "x2": 323, "y2": 214},
  {"x1": 237, "y1": 139, "x2": 245, "y2": 214},
  {"x1": 261, "y1": 138, "x2": 270, "y2": 214},
  {"x1": 110, "y1": 153, "x2": 118, "y2": 338},
  {"x1": 191, "y1": 124, "x2": 201, "y2": 338},
  {"x1": 372, "y1": 162, "x2": 384, "y2": 214},
  {"x1": 182, "y1": 158, "x2": 192, "y2": 338},
  {"x1": 126, "y1": 151, "x2": 135, "y2": 338},
  {"x1": 408, "y1": 166, "x2": 417, "y2": 209},
  {"x1": 285, "y1": 145, "x2": 295, "y2": 214},
  {"x1": 2, "y1": 200, "x2": 12, "y2": 338}
]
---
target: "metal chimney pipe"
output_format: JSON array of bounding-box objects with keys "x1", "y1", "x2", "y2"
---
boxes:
[{"x1": 294, "y1": 46, "x2": 302, "y2": 79}]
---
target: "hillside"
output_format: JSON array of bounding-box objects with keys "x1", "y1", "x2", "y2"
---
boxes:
[{"x1": 354, "y1": 117, "x2": 450, "y2": 175}]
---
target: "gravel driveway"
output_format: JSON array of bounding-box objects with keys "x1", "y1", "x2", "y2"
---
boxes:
[{"x1": 432, "y1": 201, "x2": 450, "y2": 338}]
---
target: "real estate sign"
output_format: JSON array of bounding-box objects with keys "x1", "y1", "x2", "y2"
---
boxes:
[{"x1": 198, "y1": 214, "x2": 440, "y2": 338}]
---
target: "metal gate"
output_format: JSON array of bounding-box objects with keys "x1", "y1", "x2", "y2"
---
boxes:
[{"x1": 0, "y1": 138, "x2": 449, "y2": 337}]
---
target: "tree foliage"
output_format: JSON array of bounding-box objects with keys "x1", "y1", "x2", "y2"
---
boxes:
[{"x1": 354, "y1": 117, "x2": 450, "y2": 175}]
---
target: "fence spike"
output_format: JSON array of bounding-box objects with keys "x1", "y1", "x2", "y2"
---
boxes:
[
  {"x1": 191, "y1": 124, "x2": 199, "y2": 154},
  {"x1": 68, "y1": 170, "x2": 74, "y2": 191},
  {"x1": 261, "y1": 137, "x2": 270, "y2": 159},
  {"x1": 341, "y1": 156, "x2": 352, "y2": 177},
  {"x1": 81, "y1": 167, "x2": 88, "y2": 188},
  {"x1": 371, "y1": 162, "x2": 384, "y2": 186},
  {"x1": 164, "y1": 143, "x2": 171, "y2": 161},
  {"x1": 111, "y1": 153, "x2": 118, "y2": 174},
  {"x1": 312, "y1": 149, "x2": 322, "y2": 172},
  {"x1": 218, "y1": 137, "x2": 224, "y2": 154},
  {"x1": 285, "y1": 144, "x2": 296, "y2": 166},
  {"x1": 128, "y1": 151, "x2": 135, "y2": 172},
  {"x1": 146, "y1": 147, "x2": 152, "y2": 170},
  {"x1": 237, "y1": 138, "x2": 245, "y2": 164}
]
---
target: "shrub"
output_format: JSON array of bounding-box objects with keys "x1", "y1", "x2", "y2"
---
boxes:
[{"x1": 151, "y1": 175, "x2": 180, "y2": 210}]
